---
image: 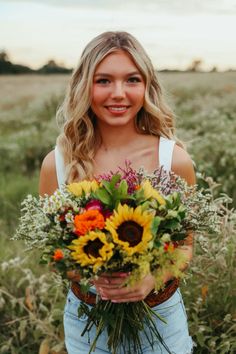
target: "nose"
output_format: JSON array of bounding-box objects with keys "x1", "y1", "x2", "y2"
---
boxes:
[{"x1": 111, "y1": 81, "x2": 125, "y2": 99}]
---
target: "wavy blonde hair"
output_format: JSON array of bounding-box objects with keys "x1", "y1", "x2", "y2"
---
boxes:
[{"x1": 57, "y1": 31, "x2": 180, "y2": 183}]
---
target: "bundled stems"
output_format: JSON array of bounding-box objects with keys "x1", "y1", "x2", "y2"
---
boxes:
[{"x1": 79, "y1": 300, "x2": 172, "y2": 354}]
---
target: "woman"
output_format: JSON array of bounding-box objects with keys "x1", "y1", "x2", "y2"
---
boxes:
[{"x1": 39, "y1": 31, "x2": 195, "y2": 354}]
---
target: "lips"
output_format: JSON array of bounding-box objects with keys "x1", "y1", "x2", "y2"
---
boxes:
[{"x1": 105, "y1": 105, "x2": 130, "y2": 113}]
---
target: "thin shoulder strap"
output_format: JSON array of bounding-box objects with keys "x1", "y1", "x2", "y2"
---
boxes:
[
  {"x1": 159, "y1": 136, "x2": 175, "y2": 172},
  {"x1": 54, "y1": 145, "x2": 66, "y2": 187}
]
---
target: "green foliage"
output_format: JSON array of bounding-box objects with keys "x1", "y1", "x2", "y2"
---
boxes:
[
  {"x1": 0, "y1": 73, "x2": 236, "y2": 352},
  {"x1": 0, "y1": 94, "x2": 61, "y2": 175},
  {"x1": 181, "y1": 192, "x2": 236, "y2": 353},
  {"x1": 95, "y1": 175, "x2": 131, "y2": 208},
  {"x1": 162, "y1": 72, "x2": 236, "y2": 206},
  {"x1": 0, "y1": 173, "x2": 39, "y2": 232},
  {"x1": 0, "y1": 246, "x2": 67, "y2": 354}
]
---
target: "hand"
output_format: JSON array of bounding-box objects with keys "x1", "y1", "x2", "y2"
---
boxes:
[
  {"x1": 93, "y1": 272, "x2": 129, "y2": 291},
  {"x1": 94, "y1": 273, "x2": 155, "y2": 303}
]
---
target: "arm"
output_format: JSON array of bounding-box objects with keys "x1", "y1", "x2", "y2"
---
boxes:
[{"x1": 39, "y1": 150, "x2": 58, "y2": 196}]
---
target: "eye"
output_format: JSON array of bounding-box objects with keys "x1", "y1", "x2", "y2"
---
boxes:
[
  {"x1": 127, "y1": 76, "x2": 142, "y2": 83},
  {"x1": 95, "y1": 78, "x2": 110, "y2": 84}
]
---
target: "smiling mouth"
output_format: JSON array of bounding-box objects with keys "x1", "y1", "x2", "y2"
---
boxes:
[{"x1": 106, "y1": 106, "x2": 130, "y2": 113}]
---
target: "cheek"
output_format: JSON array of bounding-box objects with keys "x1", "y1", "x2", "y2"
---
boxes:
[
  {"x1": 130, "y1": 88, "x2": 145, "y2": 105},
  {"x1": 91, "y1": 89, "x2": 110, "y2": 111}
]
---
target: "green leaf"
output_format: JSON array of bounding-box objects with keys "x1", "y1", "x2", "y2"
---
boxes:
[
  {"x1": 110, "y1": 174, "x2": 121, "y2": 188},
  {"x1": 140, "y1": 201, "x2": 150, "y2": 211},
  {"x1": 95, "y1": 188, "x2": 112, "y2": 205},
  {"x1": 134, "y1": 188, "x2": 146, "y2": 203},
  {"x1": 154, "y1": 239, "x2": 162, "y2": 248},
  {"x1": 102, "y1": 180, "x2": 113, "y2": 195},
  {"x1": 151, "y1": 216, "x2": 162, "y2": 234},
  {"x1": 171, "y1": 232, "x2": 187, "y2": 241},
  {"x1": 162, "y1": 218, "x2": 180, "y2": 231},
  {"x1": 117, "y1": 179, "x2": 128, "y2": 197},
  {"x1": 196, "y1": 332, "x2": 206, "y2": 347}
]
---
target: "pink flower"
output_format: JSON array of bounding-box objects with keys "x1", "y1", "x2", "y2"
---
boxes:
[{"x1": 85, "y1": 199, "x2": 103, "y2": 212}]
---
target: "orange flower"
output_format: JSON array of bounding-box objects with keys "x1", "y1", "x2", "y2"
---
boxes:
[
  {"x1": 74, "y1": 209, "x2": 105, "y2": 236},
  {"x1": 201, "y1": 285, "x2": 208, "y2": 303},
  {"x1": 134, "y1": 184, "x2": 141, "y2": 190},
  {"x1": 52, "y1": 249, "x2": 64, "y2": 261},
  {"x1": 164, "y1": 242, "x2": 175, "y2": 252}
]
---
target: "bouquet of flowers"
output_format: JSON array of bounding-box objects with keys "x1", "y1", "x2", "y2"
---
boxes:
[{"x1": 15, "y1": 162, "x2": 220, "y2": 354}]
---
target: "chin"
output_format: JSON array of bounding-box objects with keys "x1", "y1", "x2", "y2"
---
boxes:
[{"x1": 102, "y1": 115, "x2": 135, "y2": 126}]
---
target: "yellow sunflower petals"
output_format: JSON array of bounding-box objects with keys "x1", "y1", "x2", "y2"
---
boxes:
[{"x1": 67, "y1": 180, "x2": 99, "y2": 197}]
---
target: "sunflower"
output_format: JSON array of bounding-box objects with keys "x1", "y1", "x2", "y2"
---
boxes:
[
  {"x1": 74, "y1": 209, "x2": 105, "y2": 236},
  {"x1": 105, "y1": 204, "x2": 153, "y2": 255},
  {"x1": 141, "y1": 180, "x2": 166, "y2": 205},
  {"x1": 67, "y1": 180, "x2": 99, "y2": 197},
  {"x1": 68, "y1": 231, "x2": 114, "y2": 272}
]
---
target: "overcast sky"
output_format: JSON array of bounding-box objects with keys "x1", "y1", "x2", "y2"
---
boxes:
[{"x1": 0, "y1": 0, "x2": 236, "y2": 71}]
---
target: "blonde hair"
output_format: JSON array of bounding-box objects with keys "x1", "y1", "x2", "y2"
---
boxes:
[{"x1": 57, "y1": 31, "x2": 180, "y2": 182}]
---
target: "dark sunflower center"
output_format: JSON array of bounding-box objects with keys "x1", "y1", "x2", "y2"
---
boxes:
[
  {"x1": 117, "y1": 221, "x2": 143, "y2": 247},
  {"x1": 84, "y1": 239, "x2": 103, "y2": 258}
]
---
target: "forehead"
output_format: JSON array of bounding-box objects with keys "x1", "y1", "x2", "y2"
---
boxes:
[{"x1": 94, "y1": 50, "x2": 140, "y2": 75}]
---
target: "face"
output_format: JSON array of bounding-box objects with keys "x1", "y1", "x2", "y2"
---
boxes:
[{"x1": 91, "y1": 50, "x2": 145, "y2": 128}]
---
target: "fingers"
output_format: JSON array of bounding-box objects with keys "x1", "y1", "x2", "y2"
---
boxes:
[
  {"x1": 100, "y1": 286, "x2": 144, "y2": 301},
  {"x1": 93, "y1": 272, "x2": 129, "y2": 289},
  {"x1": 101, "y1": 272, "x2": 129, "y2": 278},
  {"x1": 97, "y1": 274, "x2": 155, "y2": 303}
]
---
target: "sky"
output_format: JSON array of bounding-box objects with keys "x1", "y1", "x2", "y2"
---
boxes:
[{"x1": 0, "y1": 0, "x2": 236, "y2": 71}]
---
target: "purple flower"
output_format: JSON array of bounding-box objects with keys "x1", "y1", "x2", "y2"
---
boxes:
[{"x1": 98, "y1": 160, "x2": 139, "y2": 194}]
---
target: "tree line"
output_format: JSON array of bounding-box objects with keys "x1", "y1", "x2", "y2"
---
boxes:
[
  {"x1": 0, "y1": 51, "x2": 72, "y2": 74},
  {"x1": 1, "y1": 50, "x2": 235, "y2": 74}
]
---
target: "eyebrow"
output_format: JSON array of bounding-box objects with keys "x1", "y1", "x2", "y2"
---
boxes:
[{"x1": 94, "y1": 71, "x2": 142, "y2": 77}]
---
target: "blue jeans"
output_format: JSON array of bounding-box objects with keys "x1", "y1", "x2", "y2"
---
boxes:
[{"x1": 64, "y1": 288, "x2": 193, "y2": 354}]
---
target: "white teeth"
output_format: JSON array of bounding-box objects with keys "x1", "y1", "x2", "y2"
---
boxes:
[{"x1": 108, "y1": 107, "x2": 127, "y2": 111}]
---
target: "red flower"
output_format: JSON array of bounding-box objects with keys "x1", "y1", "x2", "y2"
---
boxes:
[
  {"x1": 85, "y1": 199, "x2": 103, "y2": 212},
  {"x1": 52, "y1": 249, "x2": 64, "y2": 261},
  {"x1": 164, "y1": 242, "x2": 175, "y2": 252},
  {"x1": 59, "y1": 214, "x2": 66, "y2": 222}
]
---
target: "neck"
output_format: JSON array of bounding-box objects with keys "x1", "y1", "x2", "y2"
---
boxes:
[{"x1": 95, "y1": 121, "x2": 141, "y2": 151}]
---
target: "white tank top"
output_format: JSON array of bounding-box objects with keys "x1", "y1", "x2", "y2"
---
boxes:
[{"x1": 54, "y1": 136, "x2": 175, "y2": 187}]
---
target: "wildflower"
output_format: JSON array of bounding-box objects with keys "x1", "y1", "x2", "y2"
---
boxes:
[
  {"x1": 85, "y1": 199, "x2": 103, "y2": 211},
  {"x1": 74, "y1": 210, "x2": 105, "y2": 236},
  {"x1": 52, "y1": 249, "x2": 64, "y2": 261},
  {"x1": 164, "y1": 242, "x2": 175, "y2": 252}
]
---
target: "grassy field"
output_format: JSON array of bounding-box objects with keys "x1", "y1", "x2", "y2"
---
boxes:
[{"x1": 0, "y1": 73, "x2": 235, "y2": 353}]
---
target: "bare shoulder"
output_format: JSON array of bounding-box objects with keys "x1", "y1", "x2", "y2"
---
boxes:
[
  {"x1": 39, "y1": 150, "x2": 58, "y2": 196},
  {"x1": 172, "y1": 144, "x2": 196, "y2": 186}
]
